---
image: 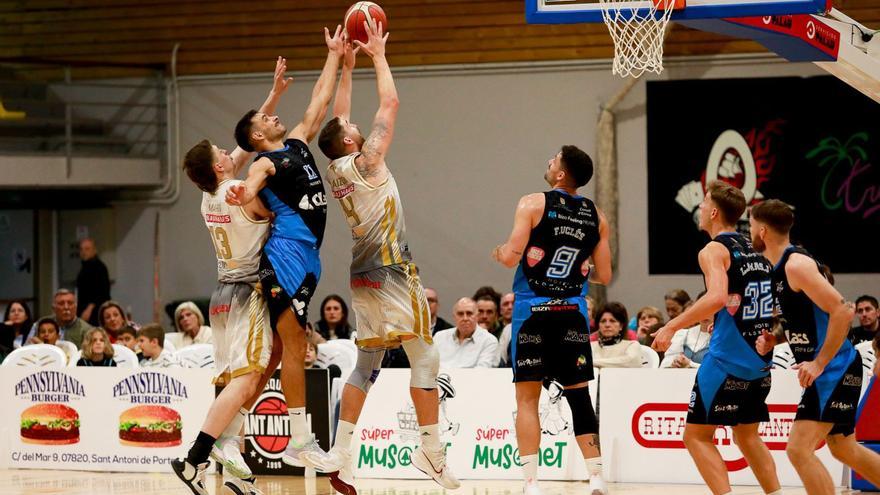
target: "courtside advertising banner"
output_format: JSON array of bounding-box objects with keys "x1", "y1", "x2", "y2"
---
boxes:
[
  {"x1": 2, "y1": 367, "x2": 214, "y2": 472},
  {"x1": 351, "y1": 368, "x2": 597, "y2": 480},
  {"x1": 600, "y1": 368, "x2": 847, "y2": 485}
]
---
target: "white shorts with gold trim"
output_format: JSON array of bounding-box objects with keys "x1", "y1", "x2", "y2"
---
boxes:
[
  {"x1": 350, "y1": 262, "x2": 432, "y2": 349},
  {"x1": 209, "y1": 281, "x2": 273, "y2": 386}
]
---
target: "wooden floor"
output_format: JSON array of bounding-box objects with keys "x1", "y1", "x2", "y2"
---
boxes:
[{"x1": 0, "y1": 469, "x2": 861, "y2": 495}]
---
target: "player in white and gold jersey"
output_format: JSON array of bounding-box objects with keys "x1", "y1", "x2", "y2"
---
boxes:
[
  {"x1": 173, "y1": 58, "x2": 288, "y2": 495},
  {"x1": 301, "y1": 23, "x2": 459, "y2": 494}
]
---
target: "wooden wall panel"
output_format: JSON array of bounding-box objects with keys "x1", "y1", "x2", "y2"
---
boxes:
[{"x1": 0, "y1": 0, "x2": 876, "y2": 78}]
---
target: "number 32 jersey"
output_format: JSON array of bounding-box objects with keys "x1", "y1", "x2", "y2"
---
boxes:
[
  {"x1": 201, "y1": 179, "x2": 270, "y2": 283},
  {"x1": 513, "y1": 190, "x2": 600, "y2": 298}
]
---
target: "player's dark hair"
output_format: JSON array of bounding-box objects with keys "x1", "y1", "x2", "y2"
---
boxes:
[
  {"x1": 137, "y1": 323, "x2": 165, "y2": 348},
  {"x1": 856, "y1": 295, "x2": 879, "y2": 309},
  {"x1": 751, "y1": 199, "x2": 795, "y2": 234},
  {"x1": 234, "y1": 110, "x2": 258, "y2": 152},
  {"x1": 706, "y1": 180, "x2": 746, "y2": 225},
  {"x1": 318, "y1": 117, "x2": 347, "y2": 160},
  {"x1": 560, "y1": 145, "x2": 593, "y2": 188},
  {"x1": 182, "y1": 140, "x2": 219, "y2": 194}
]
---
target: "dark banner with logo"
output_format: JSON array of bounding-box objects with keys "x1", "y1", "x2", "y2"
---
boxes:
[{"x1": 647, "y1": 76, "x2": 880, "y2": 274}]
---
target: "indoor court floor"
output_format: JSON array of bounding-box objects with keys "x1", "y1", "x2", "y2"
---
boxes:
[{"x1": 0, "y1": 470, "x2": 861, "y2": 495}]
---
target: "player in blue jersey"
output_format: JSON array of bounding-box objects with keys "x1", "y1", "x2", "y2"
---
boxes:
[
  {"x1": 493, "y1": 145, "x2": 612, "y2": 495},
  {"x1": 226, "y1": 26, "x2": 344, "y2": 468},
  {"x1": 751, "y1": 199, "x2": 880, "y2": 494},
  {"x1": 653, "y1": 181, "x2": 782, "y2": 495}
]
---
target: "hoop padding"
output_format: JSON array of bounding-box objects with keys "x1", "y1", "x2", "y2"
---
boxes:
[{"x1": 599, "y1": 0, "x2": 676, "y2": 78}]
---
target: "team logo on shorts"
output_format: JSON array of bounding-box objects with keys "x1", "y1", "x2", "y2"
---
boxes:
[
  {"x1": 576, "y1": 355, "x2": 587, "y2": 368},
  {"x1": 526, "y1": 247, "x2": 545, "y2": 267},
  {"x1": 270, "y1": 285, "x2": 282, "y2": 298},
  {"x1": 689, "y1": 391, "x2": 697, "y2": 408},
  {"x1": 726, "y1": 293, "x2": 742, "y2": 315}
]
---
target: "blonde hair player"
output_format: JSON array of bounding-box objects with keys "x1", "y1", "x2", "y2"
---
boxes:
[{"x1": 300, "y1": 21, "x2": 459, "y2": 494}]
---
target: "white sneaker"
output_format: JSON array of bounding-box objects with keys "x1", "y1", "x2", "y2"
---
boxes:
[
  {"x1": 523, "y1": 481, "x2": 543, "y2": 495},
  {"x1": 171, "y1": 458, "x2": 209, "y2": 495},
  {"x1": 282, "y1": 435, "x2": 329, "y2": 469},
  {"x1": 410, "y1": 445, "x2": 460, "y2": 489},
  {"x1": 301, "y1": 445, "x2": 350, "y2": 473},
  {"x1": 211, "y1": 435, "x2": 253, "y2": 479},
  {"x1": 222, "y1": 472, "x2": 263, "y2": 495},
  {"x1": 328, "y1": 464, "x2": 357, "y2": 495},
  {"x1": 589, "y1": 475, "x2": 608, "y2": 495}
]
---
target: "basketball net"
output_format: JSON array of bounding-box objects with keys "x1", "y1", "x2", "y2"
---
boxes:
[{"x1": 599, "y1": 0, "x2": 681, "y2": 78}]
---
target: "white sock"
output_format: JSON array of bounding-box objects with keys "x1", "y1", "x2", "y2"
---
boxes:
[
  {"x1": 585, "y1": 456, "x2": 603, "y2": 477},
  {"x1": 521, "y1": 454, "x2": 538, "y2": 485},
  {"x1": 419, "y1": 423, "x2": 442, "y2": 451},
  {"x1": 335, "y1": 420, "x2": 356, "y2": 450},
  {"x1": 288, "y1": 407, "x2": 310, "y2": 445},
  {"x1": 221, "y1": 407, "x2": 248, "y2": 439}
]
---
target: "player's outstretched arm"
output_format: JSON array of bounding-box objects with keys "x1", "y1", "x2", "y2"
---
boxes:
[
  {"x1": 226, "y1": 158, "x2": 275, "y2": 206},
  {"x1": 354, "y1": 20, "x2": 396, "y2": 179},
  {"x1": 289, "y1": 26, "x2": 345, "y2": 144},
  {"x1": 231, "y1": 57, "x2": 294, "y2": 175},
  {"x1": 589, "y1": 208, "x2": 612, "y2": 285},
  {"x1": 492, "y1": 193, "x2": 543, "y2": 268},
  {"x1": 333, "y1": 39, "x2": 359, "y2": 121},
  {"x1": 788, "y1": 254, "x2": 855, "y2": 387},
  {"x1": 653, "y1": 243, "x2": 728, "y2": 351}
]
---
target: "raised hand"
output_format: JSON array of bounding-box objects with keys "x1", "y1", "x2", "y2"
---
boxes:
[
  {"x1": 271, "y1": 56, "x2": 293, "y2": 95},
  {"x1": 353, "y1": 20, "x2": 388, "y2": 59},
  {"x1": 325, "y1": 25, "x2": 345, "y2": 56},
  {"x1": 343, "y1": 36, "x2": 360, "y2": 70}
]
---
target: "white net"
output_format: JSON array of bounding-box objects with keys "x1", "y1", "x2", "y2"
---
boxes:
[{"x1": 599, "y1": 0, "x2": 675, "y2": 78}]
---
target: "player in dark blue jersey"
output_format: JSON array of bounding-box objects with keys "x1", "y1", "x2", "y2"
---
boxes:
[
  {"x1": 751, "y1": 199, "x2": 880, "y2": 494},
  {"x1": 493, "y1": 145, "x2": 612, "y2": 495},
  {"x1": 653, "y1": 181, "x2": 781, "y2": 495},
  {"x1": 226, "y1": 26, "x2": 344, "y2": 468}
]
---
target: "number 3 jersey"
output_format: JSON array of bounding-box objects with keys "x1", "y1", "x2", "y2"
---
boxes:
[
  {"x1": 513, "y1": 190, "x2": 600, "y2": 298},
  {"x1": 706, "y1": 232, "x2": 774, "y2": 380},
  {"x1": 201, "y1": 179, "x2": 270, "y2": 283},
  {"x1": 327, "y1": 153, "x2": 412, "y2": 273}
]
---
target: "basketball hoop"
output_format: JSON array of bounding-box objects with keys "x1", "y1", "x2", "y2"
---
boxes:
[{"x1": 599, "y1": 0, "x2": 683, "y2": 78}]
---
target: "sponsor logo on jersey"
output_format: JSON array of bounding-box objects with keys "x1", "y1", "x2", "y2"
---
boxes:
[
  {"x1": 581, "y1": 260, "x2": 590, "y2": 277},
  {"x1": 332, "y1": 183, "x2": 355, "y2": 199},
  {"x1": 298, "y1": 192, "x2": 327, "y2": 210},
  {"x1": 526, "y1": 247, "x2": 545, "y2": 267},
  {"x1": 727, "y1": 293, "x2": 742, "y2": 315},
  {"x1": 786, "y1": 332, "x2": 811, "y2": 345},
  {"x1": 204, "y1": 213, "x2": 231, "y2": 224},
  {"x1": 351, "y1": 278, "x2": 382, "y2": 289}
]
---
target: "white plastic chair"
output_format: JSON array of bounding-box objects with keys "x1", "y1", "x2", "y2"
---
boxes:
[
  {"x1": 2, "y1": 344, "x2": 67, "y2": 367},
  {"x1": 640, "y1": 345, "x2": 660, "y2": 368},
  {"x1": 855, "y1": 340, "x2": 876, "y2": 377},
  {"x1": 67, "y1": 349, "x2": 81, "y2": 366},
  {"x1": 772, "y1": 342, "x2": 796, "y2": 369},
  {"x1": 162, "y1": 336, "x2": 178, "y2": 353},
  {"x1": 55, "y1": 340, "x2": 78, "y2": 365},
  {"x1": 175, "y1": 344, "x2": 215, "y2": 369},
  {"x1": 112, "y1": 344, "x2": 140, "y2": 368}
]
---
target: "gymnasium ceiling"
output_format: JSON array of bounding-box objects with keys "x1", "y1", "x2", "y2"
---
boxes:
[{"x1": 0, "y1": 0, "x2": 877, "y2": 78}]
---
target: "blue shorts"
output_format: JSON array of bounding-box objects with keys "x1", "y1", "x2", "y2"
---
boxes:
[
  {"x1": 687, "y1": 355, "x2": 771, "y2": 426},
  {"x1": 258, "y1": 236, "x2": 321, "y2": 329},
  {"x1": 796, "y1": 353, "x2": 862, "y2": 436}
]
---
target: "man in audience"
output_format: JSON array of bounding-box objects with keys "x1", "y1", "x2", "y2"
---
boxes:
[
  {"x1": 500, "y1": 292, "x2": 514, "y2": 327},
  {"x1": 434, "y1": 297, "x2": 498, "y2": 368},
  {"x1": 497, "y1": 293, "x2": 514, "y2": 367},
  {"x1": 27, "y1": 289, "x2": 94, "y2": 349},
  {"x1": 137, "y1": 324, "x2": 181, "y2": 368},
  {"x1": 850, "y1": 295, "x2": 878, "y2": 345},
  {"x1": 76, "y1": 238, "x2": 111, "y2": 326},
  {"x1": 425, "y1": 287, "x2": 453, "y2": 334},
  {"x1": 473, "y1": 285, "x2": 503, "y2": 333},
  {"x1": 475, "y1": 294, "x2": 502, "y2": 336}
]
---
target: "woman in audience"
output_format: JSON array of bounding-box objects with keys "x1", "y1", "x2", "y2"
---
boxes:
[
  {"x1": 664, "y1": 289, "x2": 692, "y2": 320},
  {"x1": 1, "y1": 299, "x2": 33, "y2": 353},
  {"x1": 315, "y1": 295, "x2": 354, "y2": 341},
  {"x1": 635, "y1": 306, "x2": 664, "y2": 345},
  {"x1": 171, "y1": 301, "x2": 213, "y2": 348},
  {"x1": 591, "y1": 302, "x2": 642, "y2": 368},
  {"x1": 77, "y1": 328, "x2": 117, "y2": 367},
  {"x1": 98, "y1": 300, "x2": 133, "y2": 343}
]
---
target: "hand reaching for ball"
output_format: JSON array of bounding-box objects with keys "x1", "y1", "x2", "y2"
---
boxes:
[{"x1": 354, "y1": 20, "x2": 388, "y2": 59}]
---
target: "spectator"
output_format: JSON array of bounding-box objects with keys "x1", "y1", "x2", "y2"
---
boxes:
[
  {"x1": 664, "y1": 289, "x2": 691, "y2": 321},
  {"x1": 117, "y1": 325, "x2": 143, "y2": 361},
  {"x1": 585, "y1": 295, "x2": 597, "y2": 331},
  {"x1": 497, "y1": 293, "x2": 514, "y2": 367},
  {"x1": 635, "y1": 306, "x2": 665, "y2": 345},
  {"x1": 75, "y1": 238, "x2": 111, "y2": 326},
  {"x1": 660, "y1": 317, "x2": 712, "y2": 368},
  {"x1": 475, "y1": 294, "x2": 502, "y2": 336},
  {"x1": 137, "y1": 324, "x2": 180, "y2": 368},
  {"x1": 500, "y1": 292, "x2": 514, "y2": 326},
  {"x1": 591, "y1": 302, "x2": 641, "y2": 368},
  {"x1": 27, "y1": 289, "x2": 94, "y2": 349},
  {"x1": 425, "y1": 287, "x2": 453, "y2": 334},
  {"x1": 305, "y1": 341, "x2": 342, "y2": 380},
  {"x1": 28, "y1": 317, "x2": 77, "y2": 363},
  {"x1": 850, "y1": 295, "x2": 878, "y2": 345},
  {"x1": 98, "y1": 300, "x2": 133, "y2": 343},
  {"x1": 77, "y1": 328, "x2": 117, "y2": 367},
  {"x1": 1, "y1": 299, "x2": 33, "y2": 352},
  {"x1": 435, "y1": 297, "x2": 498, "y2": 368},
  {"x1": 169, "y1": 301, "x2": 213, "y2": 348},
  {"x1": 315, "y1": 295, "x2": 354, "y2": 340}
]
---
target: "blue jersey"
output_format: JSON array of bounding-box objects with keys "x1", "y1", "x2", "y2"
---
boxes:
[
  {"x1": 257, "y1": 139, "x2": 327, "y2": 248},
  {"x1": 704, "y1": 232, "x2": 774, "y2": 381}
]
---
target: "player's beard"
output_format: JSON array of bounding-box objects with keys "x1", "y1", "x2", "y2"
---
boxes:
[
  {"x1": 751, "y1": 233, "x2": 766, "y2": 253},
  {"x1": 543, "y1": 169, "x2": 553, "y2": 186}
]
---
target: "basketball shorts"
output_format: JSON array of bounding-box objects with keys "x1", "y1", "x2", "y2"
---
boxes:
[
  {"x1": 687, "y1": 359, "x2": 771, "y2": 426},
  {"x1": 209, "y1": 281, "x2": 273, "y2": 386},
  {"x1": 511, "y1": 295, "x2": 593, "y2": 386},
  {"x1": 350, "y1": 262, "x2": 432, "y2": 349},
  {"x1": 259, "y1": 236, "x2": 321, "y2": 329},
  {"x1": 796, "y1": 353, "x2": 863, "y2": 436}
]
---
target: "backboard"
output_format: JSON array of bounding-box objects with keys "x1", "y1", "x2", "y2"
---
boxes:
[{"x1": 525, "y1": 0, "x2": 829, "y2": 23}]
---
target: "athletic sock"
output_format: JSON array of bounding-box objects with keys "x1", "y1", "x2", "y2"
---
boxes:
[
  {"x1": 419, "y1": 423, "x2": 442, "y2": 451},
  {"x1": 335, "y1": 420, "x2": 356, "y2": 450},
  {"x1": 186, "y1": 431, "x2": 216, "y2": 466},
  {"x1": 520, "y1": 453, "x2": 539, "y2": 485},
  {"x1": 289, "y1": 407, "x2": 310, "y2": 445},
  {"x1": 585, "y1": 456, "x2": 602, "y2": 477},
  {"x1": 221, "y1": 407, "x2": 248, "y2": 439}
]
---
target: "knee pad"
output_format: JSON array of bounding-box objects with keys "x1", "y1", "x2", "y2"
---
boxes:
[
  {"x1": 346, "y1": 347, "x2": 385, "y2": 393},
  {"x1": 402, "y1": 338, "x2": 439, "y2": 389},
  {"x1": 563, "y1": 387, "x2": 599, "y2": 436}
]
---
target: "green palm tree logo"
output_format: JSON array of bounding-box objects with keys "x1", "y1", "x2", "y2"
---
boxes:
[{"x1": 806, "y1": 132, "x2": 869, "y2": 210}]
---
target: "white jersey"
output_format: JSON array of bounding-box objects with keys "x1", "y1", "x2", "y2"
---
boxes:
[
  {"x1": 201, "y1": 180, "x2": 270, "y2": 283},
  {"x1": 327, "y1": 153, "x2": 411, "y2": 273}
]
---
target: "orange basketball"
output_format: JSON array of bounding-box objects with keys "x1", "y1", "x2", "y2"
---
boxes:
[{"x1": 344, "y1": 2, "x2": 388, "y2": 44}]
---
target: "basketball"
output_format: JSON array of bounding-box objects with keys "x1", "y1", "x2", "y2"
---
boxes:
[{"x1": 344, "y1": 2, "x2": 387, "y2": 44}]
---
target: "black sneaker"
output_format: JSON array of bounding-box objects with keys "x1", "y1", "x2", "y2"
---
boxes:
[{"x1": 171, "y1": 458, "x2": 209, "y2": 495}]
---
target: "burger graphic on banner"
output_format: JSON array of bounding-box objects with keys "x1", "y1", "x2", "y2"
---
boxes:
[
  {"x1": 20, "y1": 403, "x2": 80, "y2": 445},
  {"x1": 119, "y1": 405, "x2": 182, "y2": 447}
]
